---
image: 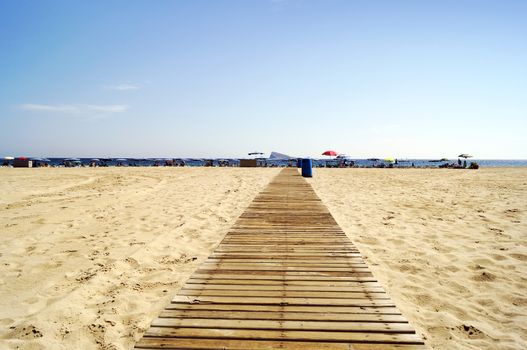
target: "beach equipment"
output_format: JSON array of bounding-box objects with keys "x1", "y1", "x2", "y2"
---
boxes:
[
  {"x1": 90, "y1": 158, "x2": 100, "y2": 162},
  {"x1": 269, "y1": 151, "x2": 292, "y2": 160},
  {"x1": 240, "y1": 159, "x2": 257, "y2": 167},
  {"x1": 458, "y1": 154, "x2": 473, "y2": 159},
  {"x1": 115, "y1": 158, "x2": 128, "y2": 162},
  {"x1": 384, "y1": 157, "x2": 395, "y2": 163},
  {"x1": 13, "y1": 157, "x2": 32, "y2": 167},
  {"x1": 301, "y1": 158, "x2": 313, "y2": 177},
  {"x1": 322, "y1": 150, "x2": 337, "y2": 156},
  {"x1": 3, "y1": 156, "x2": 14, "y2": 160},
  {"x1": 248, "y1": 151, "x2": 264, "y2": 156},
  {"x1": 65, "y1": 158, "x2": 81, "y2": 162},
  {"x1": 429, "y1": 158, "x2": 449, "y2": 163},
  {"x1": 336, "y1": 154, "x2": 352, "y2": 159}
]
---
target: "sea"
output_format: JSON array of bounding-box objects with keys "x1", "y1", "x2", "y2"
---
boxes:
[{"x1": 16, "y1": 158, "x2": 527, "y2": 168}]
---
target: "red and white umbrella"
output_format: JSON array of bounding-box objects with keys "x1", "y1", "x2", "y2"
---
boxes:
[{"x1": 322, "y1": 150, "x2": 338, "y2": 157}]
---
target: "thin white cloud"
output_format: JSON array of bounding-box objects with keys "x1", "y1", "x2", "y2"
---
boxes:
[
  {"x1": 104, "y1": 83, "x2": 140, "y2": 91},
  {"x1": 18, "y1": 104, "x2": 80, "y2": 113},
  {"x1": 18, "y1": 103, "x2": 129, "y2": 114},
  {"x1": 86, "y1": 104, "x2": 129, "y2": 113}
]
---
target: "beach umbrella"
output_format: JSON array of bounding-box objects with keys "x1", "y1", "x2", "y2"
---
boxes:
[
  {"x1": 367, "y1": 158, "x2": 380, "y2": 162},
  {"x1": 4, "y1": 156, "x2": 14, "y2": 160},
  {"x1": 458, "y1": 154, "x2": 472, "y2": 159},
  {"x1": 115, "y1": 158, "x2": 128, "y2": 162},
  {"x1": 322, "y1": 150, "x2": 338, "y2": 156},
  {"x1": 384, "y1": 157, "x2": 395, "y2": 163},
  {"x1": 248, "y1": 152, "x2": 264, "y2": 158},
  {"x1": 90, "y1": 158, "x2": 100, "y2": 162},
  {"x1": 65, "y1": 158, "x2": 80, "y2": 162},
  {"x1": 336, "y1": 154, "x2": 352, "y2": 159}
]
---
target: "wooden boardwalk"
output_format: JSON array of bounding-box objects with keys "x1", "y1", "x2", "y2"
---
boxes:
[{"x1": 135, "y1": 168, "x2": 426, "y2": 349}]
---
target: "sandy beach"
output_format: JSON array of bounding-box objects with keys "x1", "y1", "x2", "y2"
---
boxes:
[
  {"x1": 1, "y1": 167, "x2": 526, "y2": 350},
  {"x1": 310, "y1": 168, "x2": 527, "y2": 350}
]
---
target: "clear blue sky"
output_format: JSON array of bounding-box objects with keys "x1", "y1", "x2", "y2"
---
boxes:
[{"x1": 1, "y1": 0, "x2": 526, "y2": 158}]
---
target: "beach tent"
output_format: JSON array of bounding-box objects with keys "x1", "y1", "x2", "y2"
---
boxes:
[{"x1": 269, "y1": 151, "x2": 292, "y2": 160}]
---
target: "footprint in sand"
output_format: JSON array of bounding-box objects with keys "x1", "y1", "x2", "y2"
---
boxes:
[
  {"x1": 125, "y1": 257, "x2": 140, "y2": 269},
  {"x1": 6, "y1": 324, "x2": 44, "y2": 339},
  {"x1": 492, "y1": 254, "x2": 508, "y2": 261},
  {"x1": 509, "y1": 253, "x2": 527, "y2": 261},
  {"x1": 457, "y1": 324, "x2": 485, "y2": 339},
  {"x1": 471, "y1": 271, "x2": 496, "y2": 282},
  {"x1": 0, "y1": 318, "x2": 14, "y2": 326}
]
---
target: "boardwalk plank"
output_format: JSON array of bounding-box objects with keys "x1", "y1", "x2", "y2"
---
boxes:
[{"x1": 136, "y1": 338, "x2": 427, "y2": 349}]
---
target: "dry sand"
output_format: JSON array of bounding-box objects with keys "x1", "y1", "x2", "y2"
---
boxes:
[
  {"x1": 0, "y1": 167, "x2": 526, "y2": 350},
  {"x1": 0, "y1": 167, "x2": 279, "y2": 350},
  {"x1": 309, "y1": 168, "x2": 527, "y2": 350}
]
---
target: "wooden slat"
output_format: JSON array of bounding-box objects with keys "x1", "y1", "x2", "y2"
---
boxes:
[
  {"x1": 177, "y1": 290, "x2": 389, "y2": 299},
  {"x1": 150, "y1": 318, "x2": 416, "y2": 333},
  {"x1": 186, "y1": 279, "x2": 381, "y2": 286},
  {"x1": 134, "y1": 168, "x2": 426, "y2": 349},
  {"x1": 171, "y1": 295, "x2": 395, "y2": 306},
  {"x1": 182, "y1": 284, "x2": 384, "y2": 291},
  {"x1": 136, "y1": 338, "x2": 427, "y2": 349},
  {"x1": 165, "y1": 303, "x2": 402, "y2": 314},
  {"x1": 159, "y1": 310, "x2": 408, "y2": 322},
  {"x1": 143, "y1": 327, "x2": 424, "y2": 344}
]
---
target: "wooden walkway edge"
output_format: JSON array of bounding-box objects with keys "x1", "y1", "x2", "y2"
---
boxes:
[{"x1": 135, "y1": 168, "x2": 426, "y2": 350}]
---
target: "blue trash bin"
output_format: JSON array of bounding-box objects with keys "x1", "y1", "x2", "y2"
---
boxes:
[
  {"x1": 301, "y1": 158, "x2": 312, "y2": 177},
  {"x1": 297, "y1": 158, "x2": 302, "y2": 168}
]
